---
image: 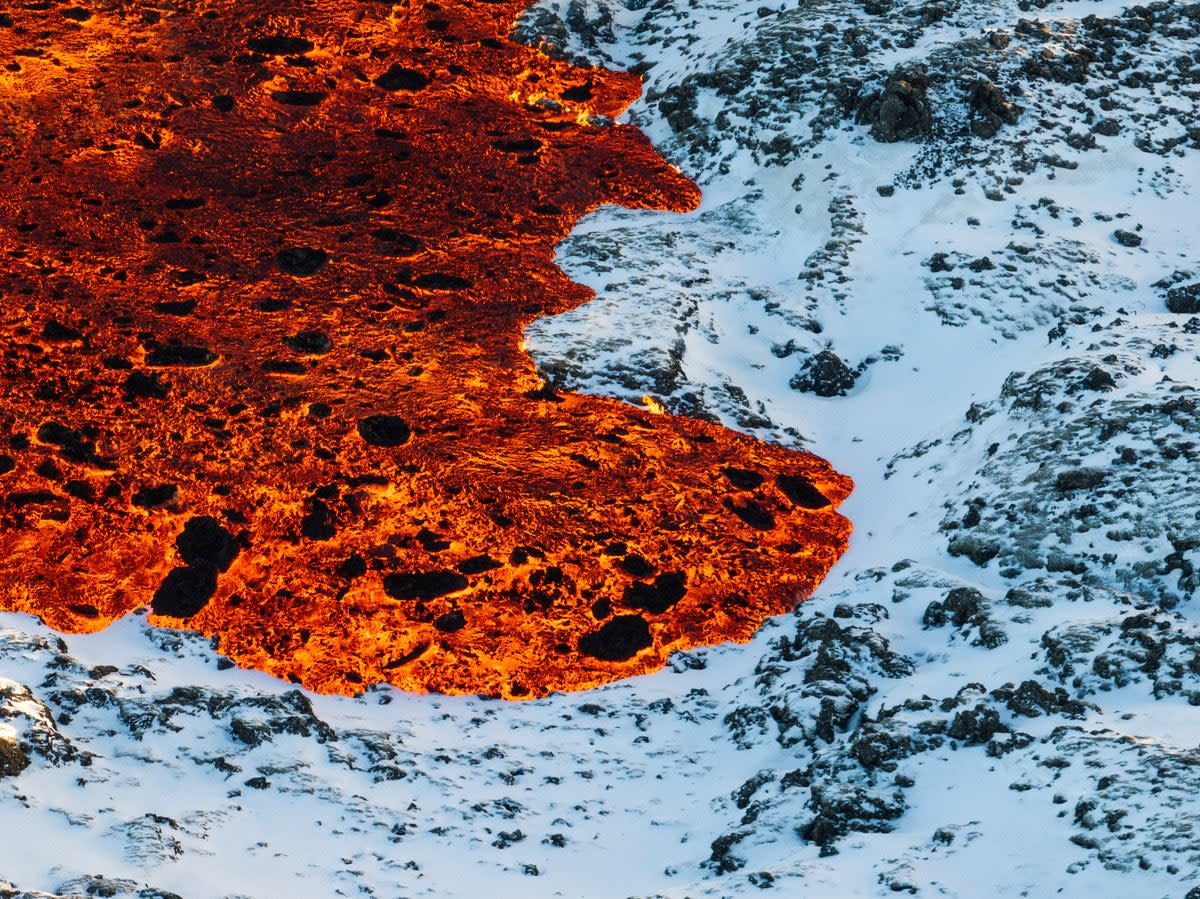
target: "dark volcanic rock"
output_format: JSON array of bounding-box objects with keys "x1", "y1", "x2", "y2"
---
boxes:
[
  {"x1": 176, "y1": 516, "x2": 239, "y2": 572},
  {"x1": 722, "y1": 466, "x2": 765, "y2": 490},
  {"x1": 375, "y1": 65, "x2": 430, "y2": 91},
  {"x1": 789, "y1": 350, "x2": 858, "y2": 397},
  {"x1": 131, "y1": 484, "x2": 178, "y2": 508},
  {"x1": 283, "y1": 331, "x2": 333, "y2": 355},
  {"x1": 152, "y1": 563, "x2": 218, "y2": 618},
  {"x1": 433, "y1": 609, "x2": 466, "y2": 632},
  {"x1": 382, "y1": 570, "x2": 469, "y2": 599},
  {"x1": 0, "y1": 737, "x2": 31, "y2": 777},
  {"x1": 145, "y1": 344, "x2": 216, "y2": 367},
  {"x1": 357, "y1": 414, "x2": 412, "y2": 447},
  {"x1": 724, "y1": 498, "x2": 775, "y2": 530},
  {"x1": 276, "y1": 246, "x2": 329, "y2": 276},
  {"x1": 1165, "y1": 283, "x2": 1200, "y2": 314},
  {"x1": 776, "y1": 473, "x2": 830, "y2": 509},
  {"x1": 967, "y1": 79, "x2": 1022, "y2": 138},
  {"x1": 1054, "y1": 468, "x2": 1106, "y2": 492},
  {"x1": 248, "y1": 35, "x2": 314, "y2": 55},
  {"x1": 622, "y1": 572, "x2": 687, "y2": 614},
  {"x1": 578, "y1": 614, "x2": 652, "y2": 661},
  {"x1": 856, "y1": 65, "x2": 933, "y2": 143}
]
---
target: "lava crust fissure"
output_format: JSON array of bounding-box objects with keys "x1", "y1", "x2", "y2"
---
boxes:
[{"x1": 0, "y1": 0, "x2": 851, "y2": 698}]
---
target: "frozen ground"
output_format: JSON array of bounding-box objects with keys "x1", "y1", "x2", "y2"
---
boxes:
[{"x1": 4, "y1": 0, "x2": 1200, "y2": 896}]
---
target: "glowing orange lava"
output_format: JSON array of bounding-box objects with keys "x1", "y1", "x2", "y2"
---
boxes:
[{"x1": 0, "y1": 0, "x2": 851, "y2": 697}]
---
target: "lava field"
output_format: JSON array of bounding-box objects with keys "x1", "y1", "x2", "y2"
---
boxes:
[{"x1": 0, "y1": 0, "x2": 851, "y2": 697}]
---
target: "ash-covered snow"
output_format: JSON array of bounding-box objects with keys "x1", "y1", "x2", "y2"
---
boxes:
[{"x1": 5, "y1": 0, "x2": 1200, "y2": 896}]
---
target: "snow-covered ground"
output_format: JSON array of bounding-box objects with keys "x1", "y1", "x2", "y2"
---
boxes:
[{"x1": 4, "y1": 0, "x2": 1200, "y2": 896}]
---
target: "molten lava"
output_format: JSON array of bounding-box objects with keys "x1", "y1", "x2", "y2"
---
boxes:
[{"x1": 0, "y1": 0, "x2": 851, "y2": 697}]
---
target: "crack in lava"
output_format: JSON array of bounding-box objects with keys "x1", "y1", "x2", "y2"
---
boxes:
[{"x1": 0, "y1": 0, "x2": 851, "y2": 698}]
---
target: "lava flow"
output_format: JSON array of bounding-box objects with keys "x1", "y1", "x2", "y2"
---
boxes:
[{"x1": 0, "y1": 0, "x2": 852, "y2": 698}]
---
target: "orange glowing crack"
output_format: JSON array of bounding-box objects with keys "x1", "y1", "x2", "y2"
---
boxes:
[{"x1": 0, "y1": 0, "x2": 851, "y2": 698}]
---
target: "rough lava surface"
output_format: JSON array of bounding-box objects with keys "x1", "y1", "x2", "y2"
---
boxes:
[
  {"x1": 4, "y1": 0, "x2": 1200, "y2": 896},
  {"x1": 0, "y1": 0, "x2": 850, "y2": 699}
]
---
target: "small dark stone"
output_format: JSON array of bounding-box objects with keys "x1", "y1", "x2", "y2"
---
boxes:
[
  {"x1": 491, "y1": 138, "x2": 543, "y2": 154},
  {"x1": 620, "y1": 554, "x2": 656, "y2": 577},
  {"x1": 433, "y1": 609, "x2": 466, "y2": 632},
  {"x1": 283, "y1": 330, "x2": 333, "y2": 355},
  {"x1": 165, "y1": 197, "x2": 206, "y2": 210},
  {"x1": 336, "y1": 553, "x2": 367, "y2": 580},
  {"x1": 375, "y1": 65, "x2": 429, "y2": 91},
  {"x1": 790, "y1": 350, "x2": 858, "y2": 397},
  {"x1": 276, "y1": 246, "x2": 329, "y2": 276},
  {"x1": 212, "y1": 94, "x2": 235, "y2": 113},
  {"x1": 176, "y1": 516, "x2": 239, "y2": 571},
  {"x1": 578, "y1": 614, "x2": 652, "y2": 661},
  {"x1": 1054, "y1": 468, "x2": 1106, "y2": 492},
  {"x1": 622, "y1": 572, "x2": 687, "y2": 614},
  {"x1": 65, "y1": 481, "x2": 94, "y2": 502},
  {"x1": 856, "y1": 65, "x2": 932, "y2": 143},
  {"x1": 300, "y1": 499, "x2": 336, "y2": 541},
  {"x1": 357, "y1": 414, "x2": 411, "y2": 447},
  {"x1": 36, "y1": 422, "x2": 81, "y2": 446},
  {"x1": 42, "y1": 320, "x2": 81, "y2": 341},
  {"x1": 145, "y1": 344, "x2": 216, "y2": 367},
  {"x1": 132, "y1": 484, "x2": 178, "y2": 508},
  {"x1": 152, "y1": 563, "x2": 218, "y2": 618},
  {"x1": 947, "y1": 705, "x2": 1008, "y2": 745},
  {"x1": 0, "y1": 455, "x2": 14, "y2": 476},
  {"x1": 61, "y1": 7, "x2": 92, "y2": 21},
  {"x1": 124, "y1": 371, "x2": 170, "y2": 398},
  {"x1": 458, "y1": 554, "x2": 501, "y2": 574},
  {"x1": 560, "y1": 82, "x2": 592, "y2": 101},
  {"x1": 1081, "y1": 367, "x2": 1116, "y2": 391},
  {"x1": 35, "y1": 459, "x2": 61, "y2": 480},
  {"x1": 247, "y1": 36, "x2": 314, "y2": 55},
  {"x1": 1113, "y1": 229, "x2": 1142, "y2": 248},
  {"x1": 383, "y1": 570, "x2": 468, "y2": 599},
  {"x1": 776, "y1": 473, "x2": 831, "y2": 509},
  {"x1": 6, "y1": 490, "x2": 60, "y2": 507},
  {"x1": 1165, "y1": 283, "x2": 1200, "y2": 314},
  {"x1": 966, "y1": 79, "x2": 1022, "y2": 138},
  {"x1": 724, "y1": 498, "x2": 775, "y2": 530},
  {"x1": 411, "y1": 272, "x2": 473, "y2": 291},
  {"x1": 722, "y1": 467, "x2": 764, "y2": 490},
  {"x1": 0, "y1": 737, "x2": 31, "y2": 778},
  {"x1": 156, "y1": 298, "x2": 198, "y2": 315},
  {"x1": 370, "y1": 229, "x2": 423, "y2": 256}
]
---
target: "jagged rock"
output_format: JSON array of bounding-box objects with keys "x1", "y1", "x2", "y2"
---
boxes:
[
  {"x1": 967, "y1": 79, "x2": 1022, "y2": 138},
  {"x1": 0, "y1": 737, "x2": 29, "y2": 777},
  {"x1": 789, "y1": 350, "x2": 859, "y2": 397},
  {"x1": 1165, "y1": 283, "x2": 1200, "y2": 314},
  {"x1": 856, "y1": 66, "x2": 934, "y2": 143}
]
